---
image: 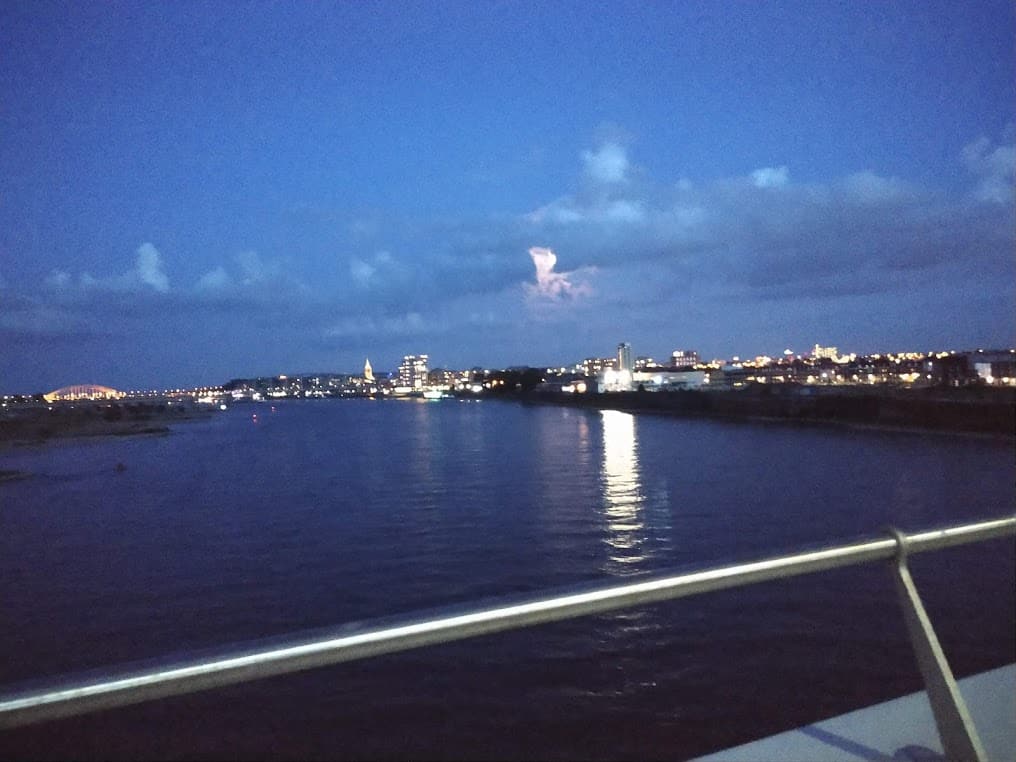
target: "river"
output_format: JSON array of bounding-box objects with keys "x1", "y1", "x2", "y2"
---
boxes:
[{"x1": 1, "y1": 398, "x2": 1012, "y2": 759}]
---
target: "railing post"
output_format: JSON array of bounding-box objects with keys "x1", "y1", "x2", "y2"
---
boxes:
[{"x1": 888, "y1": 528, "x2": 987, "y2": 762}]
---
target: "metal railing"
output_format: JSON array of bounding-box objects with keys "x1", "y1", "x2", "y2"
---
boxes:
[{"x1": 2, "y1": 515, "x2": 1014, "y2": 757}]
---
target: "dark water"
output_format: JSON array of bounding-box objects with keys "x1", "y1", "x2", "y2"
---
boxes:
[{"x1": 1, "y1": 399, "x2": 1013, "y2": 760}]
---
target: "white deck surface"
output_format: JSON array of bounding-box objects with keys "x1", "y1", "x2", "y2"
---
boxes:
[{"x1": 693, "y1": 664, "x2": 1015, "y2": 761}]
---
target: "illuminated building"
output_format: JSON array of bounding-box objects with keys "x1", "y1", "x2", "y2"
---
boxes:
[
  {"x1": 617, "y1": 342, "x2": 633, "y2": 374},
  {"x1": 634, "y1": 356, "x2": 662, "y2": 370},
  {"x1": 600, "y1": 343, "x2": 633, "y2": 392},
  {"x1": 398, "y1": 354, "x2": 429, "y2": 391},
  {"x1": 671, "y1": 350, "x2": 699, "y2": 369},
  {"x1": 632, "y1": 369, "x2": 709, "y2": 390},
  {"x1": 364, "y1": 358, "x2": 374, "y2": 383},
  {"x1": 427, "y1": 368, "x2": 457, "y2": 389},
  {"x1": 812, "y1": 344, "x2": 839, "y2": 361},
  {"x1": 581, "y1": 357, "x2": 616, "y2": 377}
]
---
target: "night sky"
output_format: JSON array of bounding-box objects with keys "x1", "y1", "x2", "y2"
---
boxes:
[{"x1": 2, "y1": 1, "x2": 1013, "y2": 392}]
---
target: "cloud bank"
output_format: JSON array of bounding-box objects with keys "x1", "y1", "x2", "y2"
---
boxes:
[
  {"x1": 520, "y1": 136, "x2": 1014, "y2": 307},
  {"x1": 2, "y1": 131, "x2": 1013, "y2": 389}
]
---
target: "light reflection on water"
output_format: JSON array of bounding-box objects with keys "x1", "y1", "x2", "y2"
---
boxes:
[
  {"x1": 406, "y1": 399, "x2": 435, "y2": 498},
  {"x1": 599, "y1": 409, "x2": 649, "y2": 575}
]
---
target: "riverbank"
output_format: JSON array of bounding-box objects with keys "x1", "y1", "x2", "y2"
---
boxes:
[
  {"x1": 520, "y1": 386, "x2": 1016, "y2": 436},
  {"x1": 0, "y1": 401, "x2": 214, "y2": 449}
]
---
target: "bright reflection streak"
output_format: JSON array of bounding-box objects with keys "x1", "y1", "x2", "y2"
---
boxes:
[
  {"x1": 407, "y1": 400, "x2": 435, "y2": 498},
  {"x1": 576, "y1": 414, "x2": 590, "y2": 455},
  {"x1": 600, "y1": 410, "x2": 648, "y2": 573}
]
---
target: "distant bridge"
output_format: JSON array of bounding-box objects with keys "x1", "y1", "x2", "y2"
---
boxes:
[{"x1": 43, "y1": 384, "x2": 125, "y2": 402}]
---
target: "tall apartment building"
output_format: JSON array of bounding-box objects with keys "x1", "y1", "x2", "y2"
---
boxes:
[{"x1": 398, "y1": 354, "x2": 429, "y2": 390}]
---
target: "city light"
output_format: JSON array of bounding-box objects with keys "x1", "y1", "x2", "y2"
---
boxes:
[{"x1": 5, "y1": 343, "x2": 1014, "y2": 406}]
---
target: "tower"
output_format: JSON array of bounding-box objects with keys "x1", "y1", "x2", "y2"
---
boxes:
[
  {"x1": 617, "y1": 342, "x2": 632, "y2": 374},
  {"x1": 364, "y1": 358, "x2": 374, "y2": 383}
]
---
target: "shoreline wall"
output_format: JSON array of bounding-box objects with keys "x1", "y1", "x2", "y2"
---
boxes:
[{"x1": 522, "y1": 388, "x2": 1016, "y2": 436}]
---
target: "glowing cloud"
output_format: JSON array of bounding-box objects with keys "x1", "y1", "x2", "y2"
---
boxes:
[{"x1": 524, "y1": 246, "x2": 591, "y2": 301}]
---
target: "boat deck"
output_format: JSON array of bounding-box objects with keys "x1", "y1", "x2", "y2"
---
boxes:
[{"x1": 693, "y1": 664, "x2": 1015, "y2": 761}]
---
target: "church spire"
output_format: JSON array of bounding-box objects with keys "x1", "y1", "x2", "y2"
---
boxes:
[{"x1": 364, "y1": 357, "x2": 374, "y2": 383}]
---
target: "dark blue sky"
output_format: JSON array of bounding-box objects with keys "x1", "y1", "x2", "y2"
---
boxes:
[{"x1": 2, "y1": 0, "x2": 1013, "y2": 391}]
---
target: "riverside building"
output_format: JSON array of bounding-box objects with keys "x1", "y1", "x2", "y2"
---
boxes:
[
  {"x1": 397, "y1": 355, "x2": 429, "y2": 393},
  {"x1": 617, "y1": 342, "x2": 633, "y2": 374}
]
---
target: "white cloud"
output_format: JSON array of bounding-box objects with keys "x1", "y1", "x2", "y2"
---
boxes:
[
  {"x1": 12, "y1": 131, "x2": 1010, "y2": 356},
  {"x1": 525, "y1": 143, "x2": 646, "y2": 227},
  {"x1": 41, "y1": 244, "x2": 170, "y2": 293},
  {"x1": 234, "y1": 250, "x2": 266, "y2": 284},
  {"x1": 348, "y1": 217, "x2": 381, "y2": 238},
  {"x1": 325, "y1": 311, "x2": 431, "y2": 339},
  {"x1": 196, "y1": 266, "x2": 232, "y2": 291},
  {"x1": 582, "y1": 143, "x2": 629, "y2": 184},
  {"x1": 524, "y1": 246, "x2": 592, "y2": 301},
  {"x1": 515, "y1": 136, "x2": 1014, "y2": 306},
  {"x1": 350, "y1": 258, "x2": 375, "y2": 287},
  {"x1": 349, "y1": 250, "x2": 397, "y2": 289},
  {"x1": 45, "y1": 269, "x2": 72, "y2": 289},
  {"x1": 751, "y1": 166, "x2": 789, "y2": 188},
  {"x1": 666, "y1": 204, "x2": 706, "y2": 230},
  {"x1": 525, "y1": 200, "x2": 585, "y2": 225},
  {"x1": 135, "y1": 242, "x2": 169, "y2": 293},
  {"x1": 526, "y1": 196, "x2": 646, "y2": 226},
  {"x1": 188, "y1": 250, "x2": 310, "y2": 306},
  {"x1": 604, "y1": 199, "x2": 647, "y2": 223},
  {"x1": 962, "y1": 135, "x2": 1015, "y2": 203},
  {"x1": 842, "y1": 170, "x2": 911, "y2": 203}
]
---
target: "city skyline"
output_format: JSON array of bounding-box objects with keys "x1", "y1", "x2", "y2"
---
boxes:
[
  {"x1": 2, "y1": 2, "x2": 1014, "y2": 392},
  {"x1": 7, "y1": 340, "x2": 1013, "y2": 398}
]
